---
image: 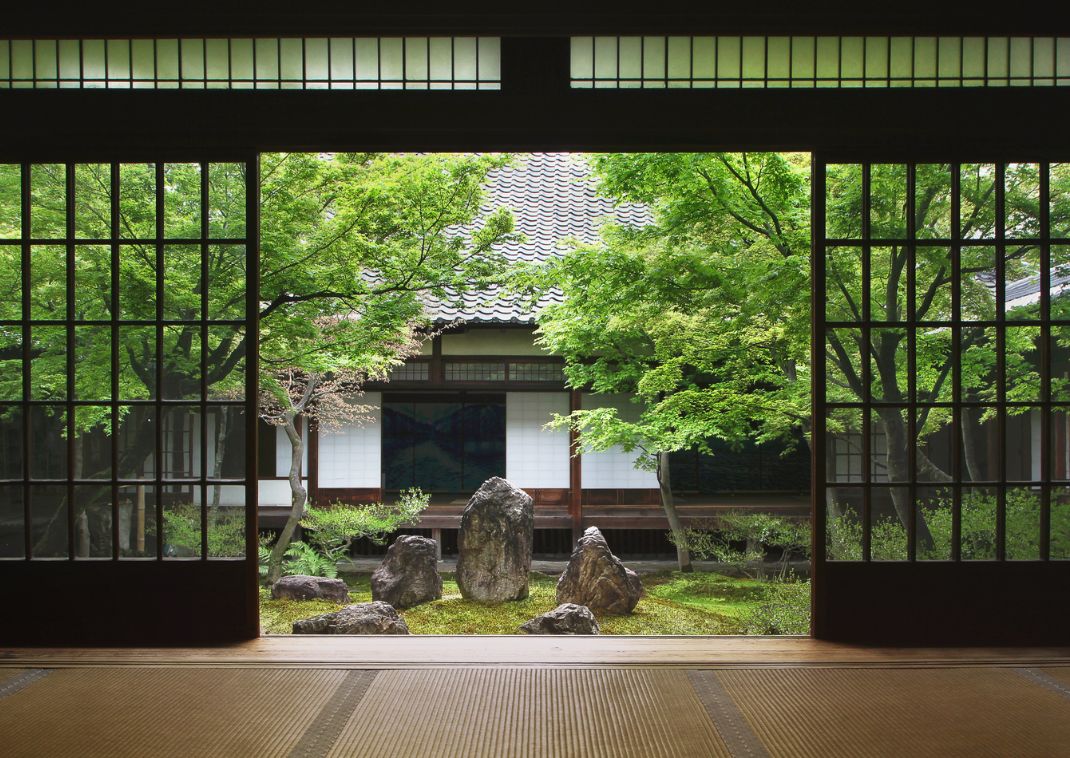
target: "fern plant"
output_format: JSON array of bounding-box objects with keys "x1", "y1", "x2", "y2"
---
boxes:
[{"x1": 282, "y1": 541, "x2": 338, "y2": 578}]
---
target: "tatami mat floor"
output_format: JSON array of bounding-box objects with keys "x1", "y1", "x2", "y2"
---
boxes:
[{"x1": 2, "y1": 662, "x2": 1070, "y2": 757}]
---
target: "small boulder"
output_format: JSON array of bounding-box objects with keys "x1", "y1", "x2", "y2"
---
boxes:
[
  {"x1": 371, "y1": 535, "x2": 443, "y2": 608},
  {"x1": 556, "y1": 527, "x2": 643, "y2": 615},
  {"x1": 456, "y1": 477, "x2": 534, "y2": 602},
  {"x1": 520, "y1": 603, "x2": 600, "y2": 635},
  {"x1": 271, "y1": 574, "x2": 350, "y2": 603},
  {"x1": 292, "y1": 601, "x2": 410, "y2": 635}
]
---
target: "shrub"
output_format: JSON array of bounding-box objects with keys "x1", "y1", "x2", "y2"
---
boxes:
[
  {"x1": 671, "y1": 512, "x2": 809, "y2": 579},
  {"x1": 739, "y1": 579, "x2": 811, "y2": 635},
  {"x1": 162, "y1": 504, "x2": 245, "y2": 558},
  {"x1": 299, "y1": 488, "x2": 430, "y2": 563}
]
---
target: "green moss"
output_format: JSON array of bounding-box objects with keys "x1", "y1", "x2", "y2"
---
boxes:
[{"x1": 260, "y1": 570, "x2": 810, "y2": 636}]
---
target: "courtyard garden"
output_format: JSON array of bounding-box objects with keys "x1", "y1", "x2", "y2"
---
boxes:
[{"x1": 260, "y1": 570, "x2": 810, "y2": 636}]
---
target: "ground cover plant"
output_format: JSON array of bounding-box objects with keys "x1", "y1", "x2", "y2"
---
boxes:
[{"x1": 259, "y1": 570, "x2": 811, "y2": 636}]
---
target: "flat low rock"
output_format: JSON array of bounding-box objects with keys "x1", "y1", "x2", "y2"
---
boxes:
[
  {"x1": 291, "y1": 601, "x2": 410, "y2": 635},
  {"x1": 519, "y1": 603, "x2": 600, "y2": 635},
  {"x1": 271, "y1": 574, "x2": 350, "y2": 603},
  {"x1": 456, "y1": 477, "x2": 534, "y2": 602},
  {"x1": 556, "y1": 527, "x2": 643, "y2": 615},
  {"x1": 371, "y1": 535, "x2": 443, "y2": 609}
]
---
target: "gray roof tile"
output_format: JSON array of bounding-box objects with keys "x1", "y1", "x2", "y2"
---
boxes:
[{"x1": 426, "y1": 153, "x2": 651, "y2": 324}]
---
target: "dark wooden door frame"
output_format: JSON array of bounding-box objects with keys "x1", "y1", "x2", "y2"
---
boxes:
[{"x1": 3, "y1": 30, "x2": 1070, "y2": 644}]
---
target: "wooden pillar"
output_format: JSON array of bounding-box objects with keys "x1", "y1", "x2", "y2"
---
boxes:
[
  {"x1": 569, "y1": 389, "x2": 582, "y2": 543},
  {"x1": 431, "y1": 334, "x2": 444, "y2": 384},
  {"x1": 307, "y1": 418, "x2": 320, "y2": 507}
]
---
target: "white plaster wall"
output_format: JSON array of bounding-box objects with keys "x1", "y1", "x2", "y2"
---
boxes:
[
  {"x1": 441, "y1": 328, "x2": 546, "y2": 356},
  {"x1": 274, "y1": 419, "x2": 308, "y2": 479},
  {"x1": 579, "y1": 393, "x2": 659, "y2": 488},
  {"x1": 505, "y1": 392, "x2": 570, "y2": 488},
  {"x1": 317, "y1": 392, "x2": 382, "y2": 488}
]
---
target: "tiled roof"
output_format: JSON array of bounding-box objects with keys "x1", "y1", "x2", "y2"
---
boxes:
[{"x1": 427, "y1": 153, "x2": 652, "y2": 324}]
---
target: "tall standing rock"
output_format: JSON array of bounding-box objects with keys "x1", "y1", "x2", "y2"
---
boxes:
[
  {"x1": 371, "y1": 535, "x2": 443, "y2": 608},
  {"x1": 557, "y1": 527, "x2": 643, "y2": 614},
  {"x1": 456, "y1": 477, "x2": 534, "y2": 602}
]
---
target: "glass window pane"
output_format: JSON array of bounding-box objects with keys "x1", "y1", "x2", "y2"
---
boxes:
[
  {"x1": 960, "y1": 247, "x2": 996, "y2": 321},
  {"x1": 0, "y1": 484, "x2": 24, "y2": 558},
  {"x1": 208, "y1": 246, "x2": 245, "y2": 321},
  {"x1": 825, "y1": 328, "x2": 863, "y2": 403},
  {"x1": 74, "y1": 245, "x2": 110, "y2": 321},
  {"x1": 0, "y1": 406, "x2": 23, "y2": 479},
  {"x1": 117, "y1": 406, "x2": 154, "y2": 480},
  {"x1": 871, "y1": 408, "x2": 908, "y2": 483},
  {"x1": 869, "y1": 247, "x2": 907, "y2": 321},
  {"x1": 962, "y1": 486, "x2": 998, "y2": 559},
  {"x1": 29, "y1": 405, "x2": 66, "y2": 479},
  {"x1": 74, "y1": 407, "x2": 111, "y2": 479},
  {"x1": 30, "y1": 484, "x2": 67, "y2": 558},
  {"x1": 74, "y1": 325, "x2": 111, "y2": 400},
  {"x1": 915, "y1": 246, "x2": 952, "y2": 321},
  {"x1": 0, "y1": 328, "x2": 21, "y2": 401},
  {"x1": 1052, "y1": 486, "x2": 1070, "y2": 559},
  {"x1": 826, "y1": 406, "x2": 863, "y2": 483},
  {"x1": 0, "y1": 247, "x2": 21, "y2": 319},
  {"x1": 917, "y1": 407, "x2": 953, "y2": 480},
  {"x1": 207, "y1": 406, "x2": 245, "y2": 478},
  {"x1": 826, "y1": 486, "x2": 862, "y2": 560},
  {"x1": 30, "y1": 326, "x2": 66, "y2": 400},
  {"x1": 1053, "y1": 327, "x2": 1070, "y2": 401},
  {"x1": 960, "y1": 164, "x2": 997, "y2": 239},
  {"x1": 826, "y1": 245, "x2": 862, "y2": 321},
  {"x1": 1006, "y1": 486, "x2": 1041, "y2": 560},
  {"x1": 825, "y1": 164, "x2": 862, "y2": 239},
  {"x1": 1005, "y1": 162, "x2": 1041, "y2": 239},
  {"x1": 162, "y1": 326, "x2": 200, "y2": 400},
  {"x1": 916, "y1": 164, "x2": 952, "y2": 238},
  {"x1": 163, "y1": 244, "x2": 201, "y2": 320},
  {"x1": 30, "y1": 164, "x2": 66, "y2": 239},
  {"x1": 161, "y1": 406, "x2": 201, "y2": 477},
  {"x1": 870, "y1": 328, "x2": 908, "y2": 402},
  {"x1": 1004, "y1": 245, "x2": 1042, "y2": 320},
  {"x1": 30, "y1": 245, "x2": 66, "y2": 320},
  {"x1": 207, "y1": 326, "x2": 244, "y2": 400},
  {"x1": 164, "y1": 163, "x2": 201, "y2": 239},
  {"x1": 871, "y1": 486, "x2": 908, "y2": 560},
  {"x1": 118, "y1": 163, "x2": 155, "y2": 239},
  {"x1": 119, "y1": 245, "x2": 157, "y2": 320},
  {"x1": 208, "y1": 163, "x2": 246, "y2": 238},
  {"x1": 119, "y1": 483, "x2": 156, "y2": 558},
  {"x1": 870, "y1": 164, "x2": 907, "y2": 238},
  {"x1": 118, "y1": 326, "x2": 155, "y2": 400},
  {"x1": 917, "y1": 486, "x2": 954, "y2": 560},
  {"x1": 1051, "y1": 164, "x2": 1070, "y2": 239},
  {"x1": 960, "y1": 407, "x2": 998, "y2": 481},
  {"x1": 1053, "y1": 246, "x2": 1070, "y2": 321},
  {"x1": 163, "y1": 493, "x2": 201, "y2": 558},
  {"x1": 207, "y1": 488, "x2": 245, "y2": 558},
  {"x1": 0, "y1": 164, "x2": 22, "y2": 238},
  {"x1": 1005, "y1": 326, "x2": 1041, "y2": 402},
  {"x1": 74, "y1": 163, "x2": 111, "y2": 239},
  {"x1": 73, "y1": 484, "x2": 112, "y2": 558}
]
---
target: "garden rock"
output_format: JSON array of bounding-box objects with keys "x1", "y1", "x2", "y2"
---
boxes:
[
  {"x1": 271, "y1": 574, "x2": 350, "y2": 603},
  {"x1": 371, "y1": 535, "x2": 443, "y2": 608},
  {"x1": 456, "y1": 477, "x2": 534, "y2": 602},
  {"x1": 519, "y1": 603, "x2": 600, "y2": 635},
  {"x1": 556, "y1": 527, "x2": 643, "y2": 614},
  {"x1": 291, "y1": 601, "x2": 410, "y2": 634}
]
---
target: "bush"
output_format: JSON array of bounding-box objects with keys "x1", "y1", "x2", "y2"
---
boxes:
[
  {"x1": 162, "y1": 504, "x2": 245, "y2": 558},
  {"x1": 299, "y1": 488, "x2": 430, "y2": 563},
  {"x1": 671, "y1": 512, "x2": 809, "y2": 579},
  {"x1": 738, "y1": 579, "x2": 811, "y2": 635}
]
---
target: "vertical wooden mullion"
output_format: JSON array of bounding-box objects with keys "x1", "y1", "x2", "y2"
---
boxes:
[
  {"x1": 245, "y1": 153, "x2": 261, "y2": 634},
  {"x1": 21, "y1": 163, "x2": 32, "y2": 559},
  {"x1": 1040, "y1": 161, "x2": 1052, "y2": 560},
  {"x1": 110, "y1": 162, "x2": 120, "y2": 559},
  {"x1": 861, "y1": 162, "x2": 873, "y2": 562},
  {"x1": 200, "y1": 161, "x2": 209, "y2": 560},
  {"x1": 810, "y1": 156, "x2": 828, "y2": 634},
  {"x1": 950, "y1": 163, "x2": 963, "y2": 561},
  {"x1": 906, "y1": 163, "x2": 918, "y2": 561},
  {"x1": 995, "y1": 162, "x2": 1007, "y2": 561},
  {"x1": 155, "y1": 162, "x2": 164, "y2": 560},
  {"x1": 65, "y1": 162, "x2": 76, "y2": 559}
]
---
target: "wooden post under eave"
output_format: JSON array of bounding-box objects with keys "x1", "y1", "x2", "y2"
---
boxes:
[
  {"x1": 569, "y1": 389, "x2": 582, "y2": 543},
  {"x1": 308, "y1": 418, "x2": 320, "y2": 507}
]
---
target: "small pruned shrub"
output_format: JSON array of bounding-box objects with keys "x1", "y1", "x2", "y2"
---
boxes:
[
  {"x1": 738, "y1": 579, "x2": 811, "y2": 635},
  {"x1": 670, "y1": 511, "x2": 809, "y2": 580},
  {"x1": 299, "y1": 488, "x2": 430, "y2": 563}
]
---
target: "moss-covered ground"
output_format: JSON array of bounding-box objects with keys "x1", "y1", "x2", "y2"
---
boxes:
[{"x1": 260, "y1": 570, "x2": 809, "y2": 635}]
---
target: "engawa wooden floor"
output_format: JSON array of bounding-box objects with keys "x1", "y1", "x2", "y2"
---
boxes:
[{"x1": 3, "y1": 639, "x2": 1070, "y2": 757}]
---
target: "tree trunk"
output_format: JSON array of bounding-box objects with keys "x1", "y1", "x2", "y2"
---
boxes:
[
  {"x1": 876, "y1": 409, "x2": 936, "y2": 554},
  {"x1": 266, "y1": 414, "x2": 307, "y2": 584},
  {"x1": 657, "y1": 450, "x2": 692, "y2": 572},
  {"x1": 211, "y1": 407, "x2": 229, "y2": 508},
  {"x1": 961, "y1": 406, "x2": 985, "y2": 482}
]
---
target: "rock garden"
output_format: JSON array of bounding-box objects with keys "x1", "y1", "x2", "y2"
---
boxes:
[{"x1": 262, "y1": 477, "x2": 811, "y2": 636}]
